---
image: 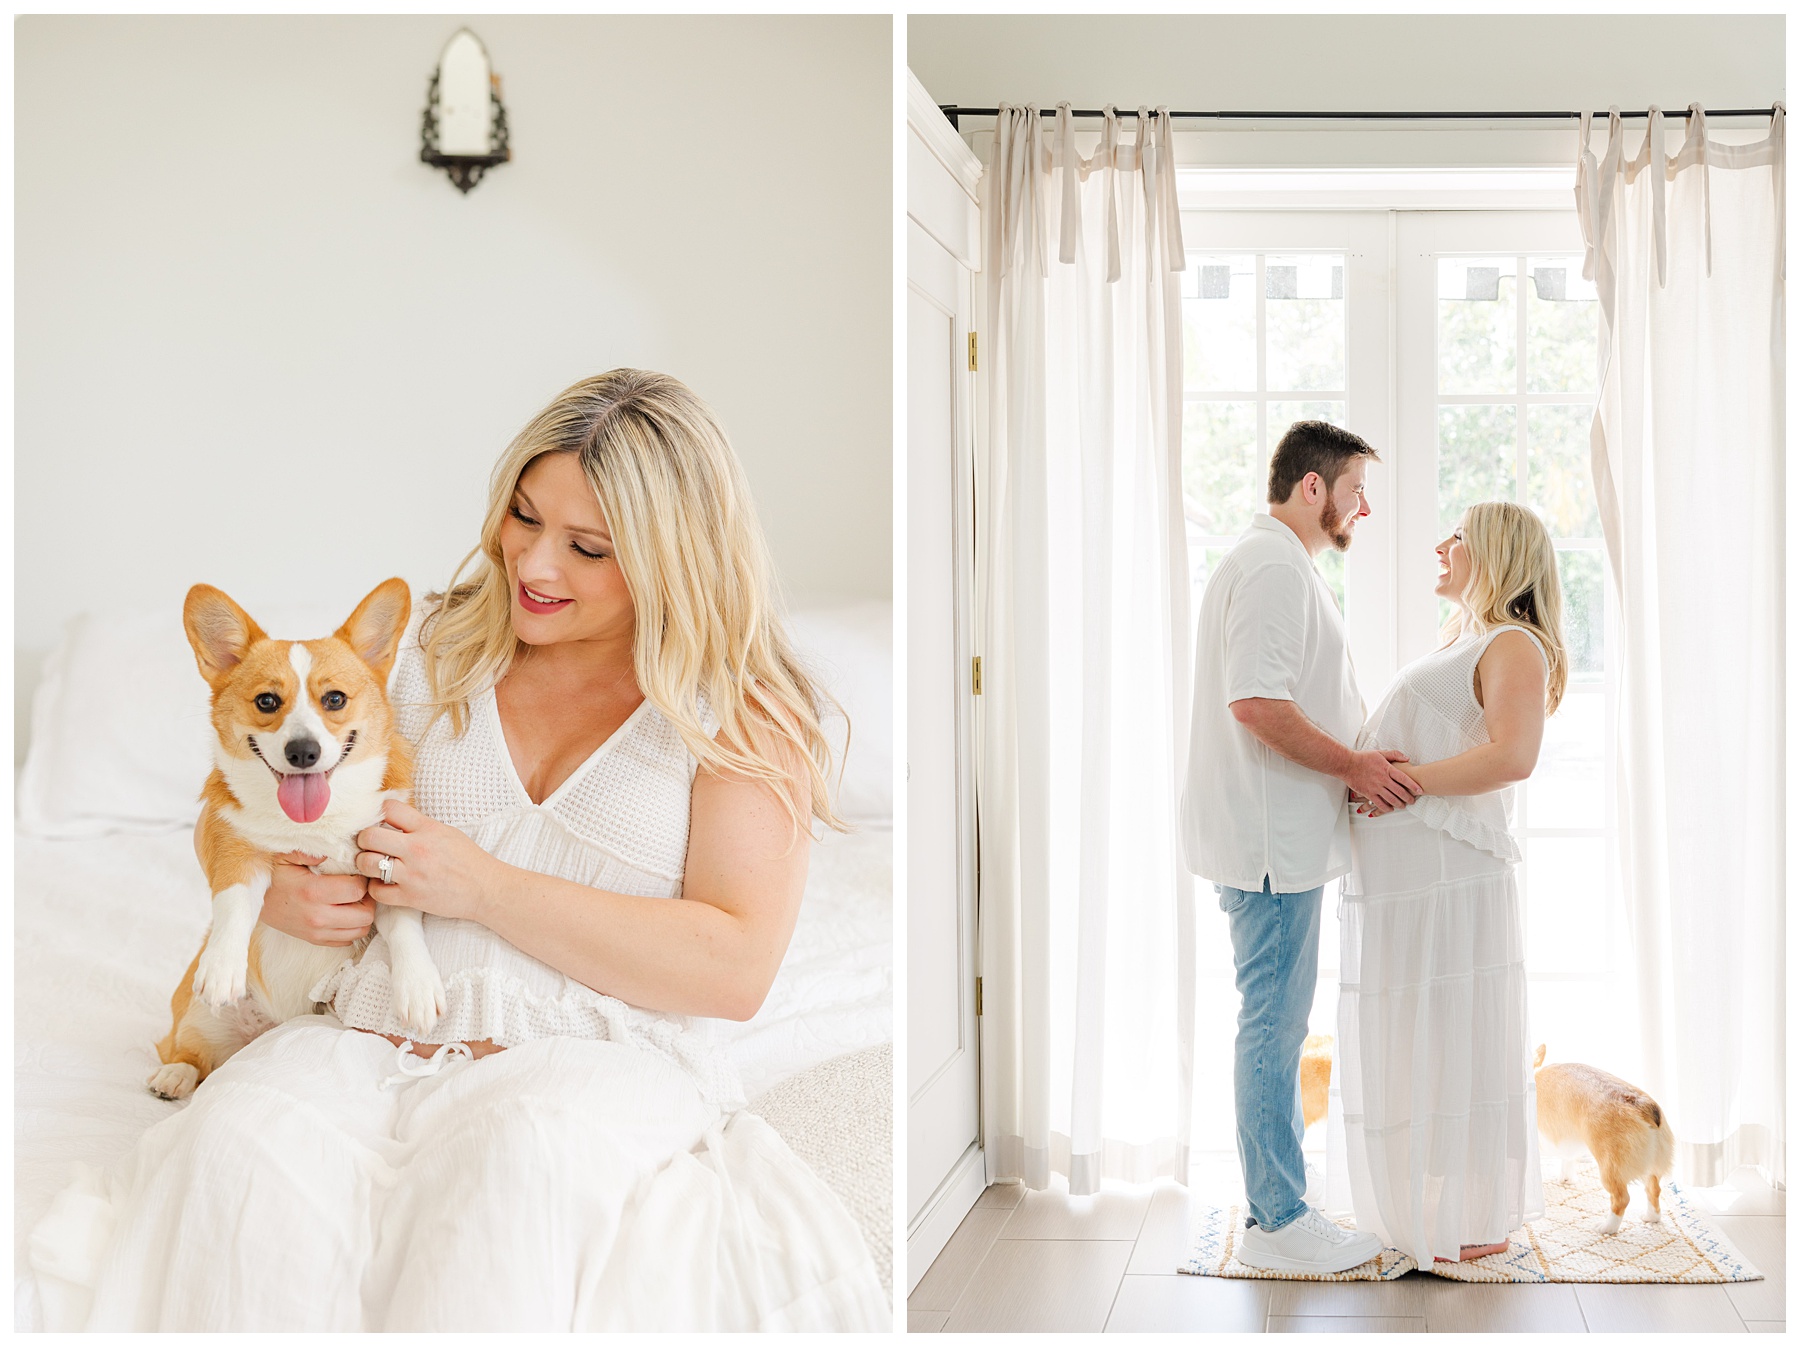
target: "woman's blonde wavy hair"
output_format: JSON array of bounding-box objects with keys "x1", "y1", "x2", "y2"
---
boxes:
[
  {"x1": 421, "y1": 369, "x2": 847, "y2": 835},
  {"x1": 1442, "y1": 499, "x2": 1569, "y2": 715}
]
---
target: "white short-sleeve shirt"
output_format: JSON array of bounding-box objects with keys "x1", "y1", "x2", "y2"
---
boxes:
[{"x1": 1181, "y1": 514, "x2": 1364, "y2": 892}]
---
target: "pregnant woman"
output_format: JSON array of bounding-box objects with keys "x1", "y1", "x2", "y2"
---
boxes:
[
  {"x1": 1328, "y1": 500, "x2": 1567, "y2": 1267},
  {"x1": 32, "y1": 370, "x2": 888, "y2": 1331}
]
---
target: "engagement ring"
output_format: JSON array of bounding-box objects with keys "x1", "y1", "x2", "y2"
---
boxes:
[{"x1": 377, "y1": 855, "x2": 394, "y2": 885}]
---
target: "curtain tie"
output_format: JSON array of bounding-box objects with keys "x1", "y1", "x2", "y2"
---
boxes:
[
  {"x1": 1646, "y1": 107, "x2": 1668, "y2": 288},
  {"x1": 1056, "y1": 103, "x2": 1079, "y2": 266},
  {"x1": 1688, "y1": 105, "x2": 1713, "y2": 279},
  {"x1": 1100, "y1": 106, "x2": 1122, "y2": 283},
  {"x1": 1575, "y1": 112, "x2": 1598, "y2": 281}
]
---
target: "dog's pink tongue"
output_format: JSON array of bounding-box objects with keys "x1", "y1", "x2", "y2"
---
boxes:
[{"x1": 276, "y1": 773, "x2": 330, "y2": 823}]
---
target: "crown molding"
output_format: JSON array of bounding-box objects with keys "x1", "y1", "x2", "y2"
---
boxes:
[{"x1": 908, "y1": 70, "x2": 982, "y2": 203}]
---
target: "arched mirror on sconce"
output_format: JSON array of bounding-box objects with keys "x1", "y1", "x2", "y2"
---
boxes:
[{"x1": 419, "y1": 28, "x2": 510, "y2": 194}]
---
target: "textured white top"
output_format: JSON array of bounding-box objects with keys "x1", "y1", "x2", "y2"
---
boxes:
[
  {"x1": 312, "y1": 610, "x2": 740, "y2": 1103},
  {"x1": 1182, "y1": 514, "x2": 1365, "y2": 892},
  {"x1": 1355, "y1": 624, "x2": 1548, "y2": 863}
]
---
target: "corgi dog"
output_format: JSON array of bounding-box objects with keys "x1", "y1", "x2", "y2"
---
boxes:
[
  {"x1": 148, "y1": 579, "x2": 446, "y2": 1100},
  {"x1": 1534, "y1": 1044, "x2": 1675, "y2": 1233},
  {"x1": 1301, "y1": 1033, "x2": 1333, "y2": 1130}
]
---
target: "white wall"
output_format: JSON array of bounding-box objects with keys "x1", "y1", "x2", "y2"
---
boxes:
[
  {"x1": 16, "y1": 15, "x2": 891, "y2": 760},
  {"x1": 910, "y1": 14, "x2": 1784, "y2": 166}
]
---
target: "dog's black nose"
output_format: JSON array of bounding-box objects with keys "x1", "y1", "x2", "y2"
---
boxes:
[{"x1": 284, "y1": 738, "x2": 321, "y2": 770}]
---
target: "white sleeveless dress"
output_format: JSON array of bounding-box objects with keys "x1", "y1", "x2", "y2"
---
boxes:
[
  {"x1": 1324, "y1": 624, "x2": 1546, "y2": 1266},
  {"x1": 27, "y1": 614, "x2": 889, "y2": 1331},
  {"x1": 311, "y1": 619, "x2": 740, "y2": 1102}
]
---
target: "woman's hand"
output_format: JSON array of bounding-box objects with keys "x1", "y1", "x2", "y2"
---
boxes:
[
  {"x1": 354, "y1": 799, "x2": 500, "y2": 923},
  {"x1": 261, "y1": 852, "x2": 376, "y2": 946}
]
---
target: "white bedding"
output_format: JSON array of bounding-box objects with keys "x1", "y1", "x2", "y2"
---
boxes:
[{"x1": 13, "y1": 824, "x2": 892, "y2": 1330}]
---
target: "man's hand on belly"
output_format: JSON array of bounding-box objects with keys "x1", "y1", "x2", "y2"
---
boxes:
[{"x1": 1230, "y1": 697, "x2": 1421, "y2": 812}]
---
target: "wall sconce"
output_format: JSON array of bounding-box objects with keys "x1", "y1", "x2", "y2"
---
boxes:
[{"x1": 419, "y1": 29, "x2": 510, "y2": 194}]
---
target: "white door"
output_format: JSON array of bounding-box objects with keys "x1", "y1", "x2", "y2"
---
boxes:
[
  {"x1": 1175, "y1": 210, "x2": 1394, "y2": 1155},
  {"x1": 905, "y1": 92, "x2": 985, "y2": 1289},
  {"x1": 1394, "y1": 211, "x2": 1623, "y2": 1078},
  {"x1": 1176, "y1": 211, "x2": 1397, "y2": 687}
]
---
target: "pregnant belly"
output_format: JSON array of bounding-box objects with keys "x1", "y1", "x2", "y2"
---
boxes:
[{"x1": 423, "y1": 914, "x2": 564, "y2": 987}]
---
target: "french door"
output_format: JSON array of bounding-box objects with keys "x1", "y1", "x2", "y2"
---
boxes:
[
  {"x1": 1396, "y1": 212, "x2": 1622, "y2": 1081},
  {"x1": 1178, "y1": 207, "x2": 1622, "y2": 1157}
]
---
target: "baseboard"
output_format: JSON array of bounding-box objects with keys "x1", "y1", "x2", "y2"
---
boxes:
[{"x1": 906, "y1": 1142, "x2": 987, "y2": 1296}]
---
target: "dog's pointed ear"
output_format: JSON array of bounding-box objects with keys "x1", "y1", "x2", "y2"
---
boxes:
[
  {"x1": 184, "y1": 585, "x2": 267, "y2": 689},
  {"x1": 337, "y1": 578, "x2": 412, "y2": 682},
  {"x1": 1533, "y1": 1044, "x2": 1547, "y2": 1070}
]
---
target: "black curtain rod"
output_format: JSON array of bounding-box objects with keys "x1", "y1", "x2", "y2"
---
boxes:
[{"x1": 939, "y1": 105, "x2": 1778, "y2": 129}]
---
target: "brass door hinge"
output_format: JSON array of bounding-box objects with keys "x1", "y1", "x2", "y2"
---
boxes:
[
  {"x1": 975, "y1": 976, "x2": 983, "y2": 1016},
  {"x1": 971, "y1": 656, "x2": 983, "y2": 695},
  {"x1": 967, "y1": 332, "x2": 978, "y2": 371}
]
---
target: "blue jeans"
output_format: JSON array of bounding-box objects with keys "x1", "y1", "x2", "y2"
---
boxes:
[{"x1": 1219, "y1": 878, "x2": 1322, "y2": 1233}]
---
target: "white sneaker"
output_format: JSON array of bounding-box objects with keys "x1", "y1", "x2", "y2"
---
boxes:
[{"x1": 1237, "y1": 1206, "x2": 1383, "y2": 1274}]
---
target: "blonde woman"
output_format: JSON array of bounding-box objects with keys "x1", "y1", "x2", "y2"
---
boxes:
[
  {"x1": 32, "y1": 371, "x2": 888, "y2": 1331},
  {"x1": 1327, "y1": 500, "x2": 1568, "y2": 1268}
]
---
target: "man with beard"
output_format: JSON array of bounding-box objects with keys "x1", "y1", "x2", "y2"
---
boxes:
[{"x1": 1181, "y1": 420, "x2": 1419, "y2": 1274}]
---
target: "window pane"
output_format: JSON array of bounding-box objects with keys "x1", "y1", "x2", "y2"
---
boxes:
[
  {"x1": 1315, "y1": 548, "x2": 1346, "y2": 616},
  {"x1": 1523, "y1": 836, "x2": 1606, "y2": 975},
  {"x1": 1438, "y1": 257, "x2": 1517, "y2": 394},
  {"x1": 1524, "y1": 689, "x2": 1604, "y2": 830},
  {"x1": 1438, "y1": 403, "x2": 1516, "y2": 534},
  {"x1": 1185, "y1": 544, "x2": 1233, "y2": 605},
  {"x1": 1183, "y1": 253, "x2": 1256, "y2": 391},
  {"x1": 1266, "y1": 253, "x2": 1344, "y2": 392},
  {"x1": 1529, "y1": 981, "x2": 1624, "y2": 1072},
  {"x1": 1557, "y1": 548, "x2": 1605, "y2": 680},
  {"x1": 1267, "y1": 400, "x2": 1347, "y2": 455},
  {"x1": 1527, "y1": 403, "x2": 1601, "y2": 539},
  {"x1": 1182, "y1": 401, "x2": 1259, "y2": 537},
  {"x1": 1525, "y1": 255, "x2": 1600, "y2": 394}
]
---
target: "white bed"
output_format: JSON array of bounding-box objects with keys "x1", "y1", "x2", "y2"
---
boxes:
[{"x1": 13, "y1": 598, "x2": 893, "y2": 1329}]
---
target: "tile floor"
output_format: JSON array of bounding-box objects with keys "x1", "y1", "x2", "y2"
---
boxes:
[{"x1": 908, "y1": 1156, "x2": 1784, "y2": 1333}]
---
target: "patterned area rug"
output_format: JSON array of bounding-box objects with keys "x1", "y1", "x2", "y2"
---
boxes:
[{"x1": 1180, "y1": 1165, "x2": 1763, "y2": 1285}]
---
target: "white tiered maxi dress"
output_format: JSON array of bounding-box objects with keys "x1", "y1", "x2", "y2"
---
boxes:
[
  {"x1": 28, "y1": 615, "x2": 888, "y2": 1331},
  {"x1": 1324, "y1": 625, "x2": 1545, "y2": 1266}
]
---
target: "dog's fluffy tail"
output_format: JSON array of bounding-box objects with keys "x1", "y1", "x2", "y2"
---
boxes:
[
  {"x1": 1645, "y1": 1103, "x2": 1675, "y2": 1178},
  {"x1": 1617, "y1": 1091, "x2": 1675, "y2": 1179}
]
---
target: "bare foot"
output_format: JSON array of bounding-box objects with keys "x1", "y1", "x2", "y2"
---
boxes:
[
  {"x1": 375, "y1": 1031, "x2": 504, "y2": 1060},
  {"x1": 1435, "y1": 1240, "x2": 1508, "y2": 1262}
]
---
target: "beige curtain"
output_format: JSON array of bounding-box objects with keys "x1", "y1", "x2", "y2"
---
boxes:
[
  {"x1": 1576, "y1": 104, "x2": 1786, "y2": 1186},
  {"x1": 976, "y1": 104, "x2": 1193, "y2": 1195}
]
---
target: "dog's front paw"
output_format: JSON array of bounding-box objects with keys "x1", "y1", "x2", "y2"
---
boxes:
[
  {"x1": 1642, "y1": 1208, "x2": 1663, "y2": 1225},
  {"x1": 1595, "y1": 1213, "x2": 1623, "y2": 1235},
  {"x1": 192, "y1": 944, "x2": 249, "y2": 1008},
  {"x1": 390, "y1": 960, "x2": 447, "y2": 1037},
  {"x1": 148, "y1": 1062, "x2": 200, "y2": 1100}
]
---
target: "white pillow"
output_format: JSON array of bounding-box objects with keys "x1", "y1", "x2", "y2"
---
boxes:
[
  {"x1": 17, "y1": 598, "x2": 895, "y2": 837},
  {"x1": 17, "y1": 603, "x2": 348, "y2": 838},
  {"x1": 788, "y1": 601, "x2": 893, "y2": 826}
]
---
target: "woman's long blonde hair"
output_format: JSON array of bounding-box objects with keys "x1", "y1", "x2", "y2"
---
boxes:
[
  {"x1": 421, "y1": 369, "x2": 846, "y2": 834},
  {"x1": 1442, "y1": 499, "x2": 1569, "y2": 714}
]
